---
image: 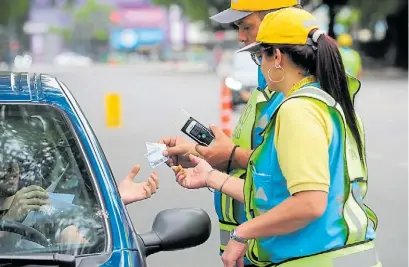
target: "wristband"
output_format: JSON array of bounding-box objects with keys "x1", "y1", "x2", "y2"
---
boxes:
[
  {"x1": 205, "y1": 169, "x2": 217, "y2": 192},
  {"x1": 219, "y1": 175, "x2": 232, "y2": 193},
  {"x1": 226, "y1": 145, "x2": 239, "y2": 174}
]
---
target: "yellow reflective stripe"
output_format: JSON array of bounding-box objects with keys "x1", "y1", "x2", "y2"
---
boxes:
[
  {"x1": 356, "y1": 115, "x2": 378, "y2": 231},
  {"x1": 219, "y1": 223, "x2": 235, "y2": 248},
  {"x1": 290, "y1": 87, "x2": 365, "y2": 180},
  {"x1": 220, "y1": 174, "x2": 242, "y2": 224},
  {"x1": 246, "y1": 239, "x2": 270, "y2": 267},
  {"x1": 277, "y1": 242, "x2": 380, "y2": 267},
  {"x1": 356, "y1": 115, "x2": 368, "y2": 182},
  {"x1": 332, "y1": 247, "x2": 380, "y2": 267},
  {"x1": 288, "y1": 87, "x2": 374, "y2": 244},
  {"x1": 344, "y1": 193, "x2": 368, "y2": 244},
  {"x1": 365, "y1": 205, "x2": 378, "y2": 231},
  {"x1": 246, "y1": 239, "x2": 258, "y2": 265},
  {"x1": 221, "y1": 193, "x2": 234, "y2": 223}
]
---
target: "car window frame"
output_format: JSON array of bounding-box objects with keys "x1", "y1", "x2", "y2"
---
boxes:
[
  {"x1": 55, "y1": 78, "x2": 146, "y2": 262},
  {"x1": 55, "y1": 78, "x2": 127, "y2": 254},
  {"x1": 0, "y1": 102, "x2": 111, "y2": 256}
]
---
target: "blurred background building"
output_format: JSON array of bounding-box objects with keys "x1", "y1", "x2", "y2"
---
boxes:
[{"x1": 0, "y1": 0, "x2": 407, "y2": 70}]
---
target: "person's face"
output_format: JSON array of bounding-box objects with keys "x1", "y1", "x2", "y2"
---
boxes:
[
  {"x1": 0, "y1": 162, "x2": 20, "y2": 197},
  {"x1": 235, "y1": 13, "x2": 263, "y2": 46},
  {"x1": 260, "y1": 48, "x2": 285, "y2": 91}
]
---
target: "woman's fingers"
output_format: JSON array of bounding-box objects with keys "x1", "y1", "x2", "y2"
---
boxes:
[{"x1": 143, "y1": 184, "x2": 152, "y2": 197}]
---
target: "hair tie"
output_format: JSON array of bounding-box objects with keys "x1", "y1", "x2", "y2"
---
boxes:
[{"x1": 312, "y1": 30, "x2": 326, "y2": 43}]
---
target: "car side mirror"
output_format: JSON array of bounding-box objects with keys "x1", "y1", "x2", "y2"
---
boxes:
[{"x1": 139, "y1": 208, "x2": 211, "y2": 256}]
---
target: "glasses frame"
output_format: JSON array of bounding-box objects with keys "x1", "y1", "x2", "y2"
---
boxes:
[{"x1": 250, "y1": 46, "x2": 274, "y2": 66}]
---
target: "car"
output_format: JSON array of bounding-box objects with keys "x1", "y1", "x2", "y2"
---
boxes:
[
  {"x1": 53, "y1": 52, "x2": 93, "y2": 67},
  {"x1": 0, "y1": 71, "x2": 211, "y2": 267},
  {"x1": 216, "y1": 51, "x2": 258, "y2": 108}
]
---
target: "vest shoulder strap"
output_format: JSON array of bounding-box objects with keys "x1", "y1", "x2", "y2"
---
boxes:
[
  {"x1": 282, "y1": 87, "x2": 378, "y2": 244},
  {"x1": 285, "y1": 86, "x2": 364, "y2": 182}
]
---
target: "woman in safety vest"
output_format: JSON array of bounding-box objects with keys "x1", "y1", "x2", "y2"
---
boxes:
[
  {"x1": 337, "y1": 33, "x2": 363, "y2": 79},
  {"x1": 171, "y1": 7, "x2": 380, "y2": 267}
]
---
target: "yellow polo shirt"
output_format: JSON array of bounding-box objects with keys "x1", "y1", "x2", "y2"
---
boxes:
[{"x1": 274, "y1": 77, "x2": 332, "y2": 195}]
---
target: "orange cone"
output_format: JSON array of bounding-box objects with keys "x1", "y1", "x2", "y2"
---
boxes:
[{"x1": 220, "y1": 83, "x2": 233, "y2": 137}]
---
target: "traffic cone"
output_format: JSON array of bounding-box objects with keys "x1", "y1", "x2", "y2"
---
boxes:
[
  {"x1": 108, "y1": 58, "x2": 117, "y2": 65},
  {"x1": 220, "y1": 83, "x2": 233, "y2": 137}
]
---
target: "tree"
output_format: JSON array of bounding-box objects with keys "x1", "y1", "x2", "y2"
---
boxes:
[
  {"x1": 0, "y1": 0, "x2": 29, "y2": 26},
  {"x1": 151, "y1": 0, "x2": 230, "y2": 30},
  {"x1": 49, "y1": 0, "x2": 113, "y2": 54}
]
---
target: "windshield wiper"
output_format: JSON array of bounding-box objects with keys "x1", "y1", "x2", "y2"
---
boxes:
[{"x1": 0, "y1": 253, "x2": 75, "y2": 267}]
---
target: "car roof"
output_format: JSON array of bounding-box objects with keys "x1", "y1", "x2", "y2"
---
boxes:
[{"x1": 0, "y1": 71, "x2": 65, "y2": 102}]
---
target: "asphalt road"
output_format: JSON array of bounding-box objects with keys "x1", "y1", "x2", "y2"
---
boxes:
[{"x1": 44, "y1": 65, "x2": 407, "y2": 267}]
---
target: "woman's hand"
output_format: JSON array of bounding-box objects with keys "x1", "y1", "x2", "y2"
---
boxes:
[
  {"x1": 171, "y1": 154, "x2": 213, "y2": 189},
  {"x1": 118, "y1": 165, "x2": 159, "y2": 205},
  {"x1": 159, "y1": 136, "x2": 199, "y2": 168},
  {"x1": 221, "y1": 239, "x2": 247, "y2": 267}
]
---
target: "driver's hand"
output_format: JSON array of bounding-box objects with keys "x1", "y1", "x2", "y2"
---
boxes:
[{"x1": 3, "y1": 186, "x2": 49, "y2": 222}]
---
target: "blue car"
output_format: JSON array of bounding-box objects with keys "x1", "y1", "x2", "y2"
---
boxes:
[{"x1": 0, "y1": 72, "x2": 211, "y2": 266}]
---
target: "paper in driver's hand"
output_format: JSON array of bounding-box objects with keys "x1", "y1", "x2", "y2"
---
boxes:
[{"x1": 22, "y1": 193, "x2": 80, "y2": 226}]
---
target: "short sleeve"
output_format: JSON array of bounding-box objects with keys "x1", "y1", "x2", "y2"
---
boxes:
[{"x1": 274, "y1": 98, "x2": 333, "y2": 195}]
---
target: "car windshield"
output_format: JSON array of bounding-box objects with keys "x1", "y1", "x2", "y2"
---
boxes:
[{"x1": 0, "y1": 104, "x2": 106, "y2": 256}]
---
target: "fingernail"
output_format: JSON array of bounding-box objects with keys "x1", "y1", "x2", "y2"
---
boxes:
[{"x1": 163, "y1": 151, "x2": 169, "y2": 156}]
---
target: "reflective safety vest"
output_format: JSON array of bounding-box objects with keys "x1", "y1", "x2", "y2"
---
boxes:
[
  {"x1": 243, "y1": 86, "x2": 380, "y2": 266},
  {"x1": 214, "y1": 86, "x2": 283, "y2": 255},
  {"x1": 340, "y1": 47, "x2": 362, "y2": 79}
]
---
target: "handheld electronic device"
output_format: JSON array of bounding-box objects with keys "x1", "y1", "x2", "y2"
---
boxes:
[{"x1": 180, "y1": 109, "x2": 215, "y2": 146}]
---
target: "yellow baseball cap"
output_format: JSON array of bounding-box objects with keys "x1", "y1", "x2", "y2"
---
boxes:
[
  {"x1": 238, "y1": 7, "x2": 320, "y2": 53},
  {"x1": 210, "y1": 0, "x2": 299, "y2": 24}
]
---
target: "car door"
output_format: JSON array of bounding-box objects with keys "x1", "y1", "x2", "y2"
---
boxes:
[
  {"x1": 0, "y1": 72, "x2": 146, "y2": 267},
  {"x1": 0, "y1": 72, "x2": 212, "y2": 267}
]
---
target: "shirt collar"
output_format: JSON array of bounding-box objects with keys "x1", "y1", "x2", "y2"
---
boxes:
[{"x1": 286, "y1": 76, "x2": 317, "y2": 97}]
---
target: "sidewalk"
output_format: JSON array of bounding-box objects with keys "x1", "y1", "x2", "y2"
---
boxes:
[{"x1": 363, "y1": 67, "x2": 408, "y2": 80}]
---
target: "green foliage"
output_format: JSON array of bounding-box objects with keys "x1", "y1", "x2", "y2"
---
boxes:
[
  {"x1": 348, "y1": 0, "x2": 400, "y2": 26},
  {"x1": 0, "y1": 0, "x2": 29, "y2": 25},
  {"x1": 152, "y1": 0, "x2": 400, "y2": 29},
  {"x1": 48, "y1": 26, "x2": 72, "y2": 42},
  {"x1": 151, "y1": 0, "x2": 229, "y2": 22},
  {"x1": 51, "y1": 0, "x2": 113, "y2": 42}
]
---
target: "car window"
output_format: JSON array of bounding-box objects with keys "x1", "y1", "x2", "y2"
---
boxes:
[{"x1": 0, "y1": 104, "x2": 106, "y2": 255}]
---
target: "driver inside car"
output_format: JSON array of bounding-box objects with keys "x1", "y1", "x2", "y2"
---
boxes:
[{"x1": 0, "y1": 115, "x2": 159, "y2": 248}]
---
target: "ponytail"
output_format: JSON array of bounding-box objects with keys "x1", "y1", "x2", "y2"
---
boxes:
[{"x1": 314, "y1": 31, "x2": 364, "y2": 162}]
